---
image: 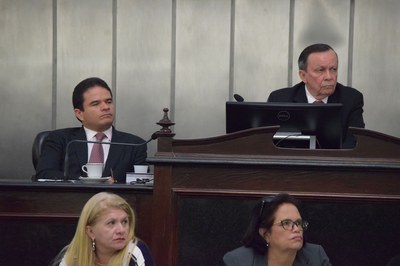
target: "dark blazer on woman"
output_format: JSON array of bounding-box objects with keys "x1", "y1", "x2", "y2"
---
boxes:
[
  {"x1": 267, "y1": 82, "x2": 365, "y2": 148},
  {"x1": 35, "y1": 126, "x2": 147, "y2": 183},
  {"x1": 223, "y1": 243, "x2": 331, "y2": 266}
]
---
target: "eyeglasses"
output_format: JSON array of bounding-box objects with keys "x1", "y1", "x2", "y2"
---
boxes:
[{"x1": 273, "y1": 219, "x2": 309, "y2": 231}]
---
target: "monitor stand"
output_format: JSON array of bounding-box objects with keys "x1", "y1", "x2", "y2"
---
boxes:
[{"x1": 273, "y1": 131, "x2": 316, "y2": 149}]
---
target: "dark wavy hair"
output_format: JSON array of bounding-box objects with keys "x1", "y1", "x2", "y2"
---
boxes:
[
  {"x1": 298, "y1": 43, "x2": 337, "y2": 71},
  {"x1": 241, "y1": 193, "x2": 303, "y2": 255}
]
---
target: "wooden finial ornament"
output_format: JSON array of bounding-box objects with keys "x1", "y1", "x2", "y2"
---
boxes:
[{"x1": 156, "y1": 108, "x2": 175, "y2": 136}]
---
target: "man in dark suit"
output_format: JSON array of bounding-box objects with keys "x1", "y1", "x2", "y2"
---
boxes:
[
  {"x1": 268, "y1": 43, "x2": 365, "y2": 148},
  {"x1": 35, "y1": 77, "x2": 147, "y2": 183}
]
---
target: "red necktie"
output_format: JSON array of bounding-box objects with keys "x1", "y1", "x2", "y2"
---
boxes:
[
  {"x1": 89, "y1": 132, "x2": 106, "y2": 163},
  {"x1": 313, "y1": 100, "x2": 324, "y2": 104}
]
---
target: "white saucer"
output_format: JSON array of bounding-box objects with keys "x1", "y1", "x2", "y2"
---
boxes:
[{"x1": 79, "y1": 176, "x2": 108, "y2": 183}]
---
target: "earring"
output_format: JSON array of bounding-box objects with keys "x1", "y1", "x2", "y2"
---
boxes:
[
  {"x1": 92, "y1": 238, "x2": 96, "y2": 252},
  {"x1": 266, "y1": 240, "x2": 269, "y2": 247}
]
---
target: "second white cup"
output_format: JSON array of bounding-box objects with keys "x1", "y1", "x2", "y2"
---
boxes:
[{"x1": 134, "y1": 165, "x2": 149, "y2": 173}]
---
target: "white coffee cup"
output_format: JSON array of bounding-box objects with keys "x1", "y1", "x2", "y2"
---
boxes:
[
  {"x1": 134, "y1": 165, "x2": 149, "y2": 173},
  {"x1": 82, "y1": 163, "x2": 104, "y2": 178}
]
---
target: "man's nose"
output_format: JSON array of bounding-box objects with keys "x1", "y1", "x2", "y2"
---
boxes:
[
  {"x1": 325, "y1": 69, "x2": 335, "y2": 80},
  {"x1": 325, "y1": 70, "x2": 332, "y2": 79},
  {"x1": 100, "y1": 102, "x2": 110, "y2": 110}
]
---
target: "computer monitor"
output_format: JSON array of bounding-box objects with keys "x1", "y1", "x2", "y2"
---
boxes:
[{"x1": 226, "y1": 101, "x2": 343, "y2": 149}]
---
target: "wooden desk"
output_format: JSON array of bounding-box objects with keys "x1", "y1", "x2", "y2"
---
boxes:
[
  {"x1": 148, "y1": 126, "x2": 400, "y2": 266},
  {"x1": 2, "y1": 121, "x2": 400, "y2": 266},
  {"x1": 0, "y1": 180, "x2": 152, "y2": 266}
]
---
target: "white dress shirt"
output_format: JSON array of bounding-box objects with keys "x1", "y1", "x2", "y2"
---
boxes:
[
  {"x1": 305, "y1": 85, "x2": 328, "y2": 103},
  {"x1": 83, "y1": 127, "x2": 112, "y2": 163}
]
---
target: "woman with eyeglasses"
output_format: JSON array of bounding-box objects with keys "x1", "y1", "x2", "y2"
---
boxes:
[{"x1": 223, "y1": 193, "x2": 331, "y2": 266}]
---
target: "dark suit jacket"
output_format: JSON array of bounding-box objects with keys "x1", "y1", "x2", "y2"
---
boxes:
[
  {"x1": 268, "y1": 82, "x2": 365, "y2": 148},
  {"x1": 35, "y1": 126, "x2": 147, "y2": 183},
  {"x1": 223, "y1": 243, "x2": 331, "y2": 266}
]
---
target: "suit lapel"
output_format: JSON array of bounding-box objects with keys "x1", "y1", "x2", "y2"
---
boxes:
[
  {"x1": 293, "y1": 82, "x2": 308, "y2": 103},
  {"x1": 104, "y1": 128, "x2": 124, "y2": 171},
  {"x1": 327, "y1": 84, "x2": 341, "y2": 103},
  {"x1": 293, "y1": 82, "x2": 341, "y2": 104},
  {"x1": 70, "y1": 127, "x2": 88, "y2": 167}
]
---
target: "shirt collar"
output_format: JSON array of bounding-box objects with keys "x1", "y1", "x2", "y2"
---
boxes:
[
  {"x1": 305, "y1": 85, "x2": 328, "y2": 103},
  {"x1": 83, "y1": 126, "x2": 112, "y2": 141}
]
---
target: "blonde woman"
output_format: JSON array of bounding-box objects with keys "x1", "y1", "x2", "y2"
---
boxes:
[{"x1": 52, "y1": 192, "x2": 153, "y2": 266}]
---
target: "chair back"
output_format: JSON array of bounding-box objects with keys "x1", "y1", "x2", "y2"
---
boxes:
[{"x1": 32, "y1": 131, "x2": 51, "y2": 170}]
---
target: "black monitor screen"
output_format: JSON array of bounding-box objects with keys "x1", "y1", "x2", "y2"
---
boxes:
[{"x1": 226, "y1": 101, "x2": 343, "y2": 149}]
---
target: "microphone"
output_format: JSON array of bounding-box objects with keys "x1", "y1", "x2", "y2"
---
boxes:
[
  {"x1": 63, "y1": 133, "x2": 158, "y2": 181},
  {"x1": 234, "y1": 94, "x2": 244, "y2": 102}
]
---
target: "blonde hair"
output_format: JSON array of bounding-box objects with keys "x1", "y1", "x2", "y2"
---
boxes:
[{"x1": 63, "y1": 192, "x2": 136, "y2": 266}]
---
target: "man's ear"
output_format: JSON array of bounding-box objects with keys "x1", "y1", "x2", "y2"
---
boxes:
[
  {"x1": 299, "y1": 70, "x2": 307, "y2": 83},
  {"x1": 74, "y1": 108, "x2": 83, "y2": 122}
]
